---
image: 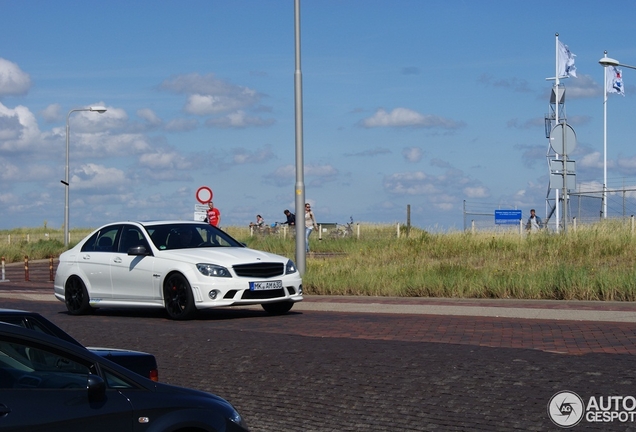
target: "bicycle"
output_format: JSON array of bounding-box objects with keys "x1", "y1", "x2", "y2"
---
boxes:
[{"x1": 330, "y1": 217, "x2": 354, "y2": 239}]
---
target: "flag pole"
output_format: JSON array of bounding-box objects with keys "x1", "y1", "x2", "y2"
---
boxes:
[
  {"x1": 554, "y1": 33, "x2": 560, "y2": 233},
  {"x1": 603, "y1": 51, "x2": 608, "y2": 219}
]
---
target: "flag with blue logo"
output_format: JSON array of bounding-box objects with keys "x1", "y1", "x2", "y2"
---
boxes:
[
  {"x1": 558, "y1": 41, "x2": 577, "y2": 78},
  {"x1": 606, "y1": 66, "x2": 625, "y2": 96}
]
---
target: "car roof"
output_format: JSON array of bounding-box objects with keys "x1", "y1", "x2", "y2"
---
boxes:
[
  {"x1": 101, "y1": 221, "x2": 208, "y2": 226},
  {"x1": 0, "y1": 322, "x2": 154, "y2": 388}
]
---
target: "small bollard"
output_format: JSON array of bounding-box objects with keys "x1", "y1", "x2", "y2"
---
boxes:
[
  {"x1": 24, "y1": 256, "x2": 29, "y2": 281},
  {"x1": 49, "y1": 256, "x2": 54, "y2": 282}
]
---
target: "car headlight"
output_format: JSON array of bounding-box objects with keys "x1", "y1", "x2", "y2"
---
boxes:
[
  {"x1": 196, "y1": 263, "x2": 232, "y2": 278},
  {"x1": 285, "y1": 259, "x2": 298, "y2": 275}
]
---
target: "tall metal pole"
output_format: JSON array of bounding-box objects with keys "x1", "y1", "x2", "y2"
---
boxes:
[
  {"x1": 562, "y1": 124, "x2": 568, "y2": 234},
  {"x1": 603, "y1": 51, "x2": 608, "y2": 219},
  {"x1": 294, "y1": 0, "x2": 307, "y2": 275},
  {"x1": 64, "y1": 112, "x2": 72, "y2": 247},
  {"x1": 555, "y1": 33, "x2": 561, "y2": 233},
  {"x1": 64, "y1": 107, "x2": 107, "y2": 247}
]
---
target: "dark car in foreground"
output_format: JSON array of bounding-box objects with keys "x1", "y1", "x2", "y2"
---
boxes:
[
  {"x1": 0, "y1": 322, "x2": 249, "y2": 431},
  {"x1": 0, "y1": 309, "x2": 158, "y2": 381}
]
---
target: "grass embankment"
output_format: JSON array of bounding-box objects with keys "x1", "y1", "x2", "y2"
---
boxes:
[{"x1": 2, "y1": 222, "x2": 636, "y2": 300}]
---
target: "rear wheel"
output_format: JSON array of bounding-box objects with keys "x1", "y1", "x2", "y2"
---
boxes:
[
  {"x1": 261, "y1": 301, "x2": 294, "y2": 315},
  {"x1": 163, "y1": 273, "x2": 196, "y2": 320},
  {"x1": 65, "y1": 277, "x2": 93, "y2": 315}
]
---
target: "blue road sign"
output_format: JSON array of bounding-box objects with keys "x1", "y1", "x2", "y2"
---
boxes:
[{"x1": 494, "y1": 210, "x2": 522, "y2": 225}]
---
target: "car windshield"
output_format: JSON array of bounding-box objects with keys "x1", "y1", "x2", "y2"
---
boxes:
[{"x1": 144, "y1": 223, "x2": 243, "y2": 251}]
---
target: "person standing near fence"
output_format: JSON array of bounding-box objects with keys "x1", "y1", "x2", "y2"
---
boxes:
[
  {"x1": 525, "y1": 209, "x2": 542, "y2": 233},
  {"x1": 304, "y1": 203, "x2": 318, "y2": 253}
]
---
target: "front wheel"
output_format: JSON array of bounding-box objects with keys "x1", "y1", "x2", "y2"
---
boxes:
[
  {"x1": 65, "y1": 276, "x2": 93, "y2": 315},
  {"x1": 261, "y1": 301, "x2": 294, "y2": 315},
  {"x1": 163, "y1": 273, "x2": 196, "y2": 320}
]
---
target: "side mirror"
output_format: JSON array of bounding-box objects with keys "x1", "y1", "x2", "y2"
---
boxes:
[
  {"x1": 128, "y1": 245, "x2": 150, "y2": 256},
  {"x1": 87, "y1": 374, "x2": 106, "y2": 402}
]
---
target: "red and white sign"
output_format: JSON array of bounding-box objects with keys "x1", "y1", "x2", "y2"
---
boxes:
[{"x1": 196, "y1": 186, "x2": 213, "y2": 204}]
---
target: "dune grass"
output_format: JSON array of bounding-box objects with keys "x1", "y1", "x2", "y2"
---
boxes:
[{"x1": 3, "y1": 221, "x2": 636, "y2": 301}]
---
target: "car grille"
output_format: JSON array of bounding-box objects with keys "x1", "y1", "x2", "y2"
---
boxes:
[{"x1": 233, "y1": 262, "x2": 284, "y2": 278}]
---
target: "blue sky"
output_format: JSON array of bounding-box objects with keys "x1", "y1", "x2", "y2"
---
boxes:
[{"x1": 2, "y1": 0, "x2": 636, "y2": 231}]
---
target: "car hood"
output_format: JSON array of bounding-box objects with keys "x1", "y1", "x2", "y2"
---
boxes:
[{"x1": 158, "y1": 247, "x2": 288, "y2": 265}]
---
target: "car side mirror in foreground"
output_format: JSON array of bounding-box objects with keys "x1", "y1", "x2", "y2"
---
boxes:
[{"x1": 87, "y1": 374, "x2": 106, "y2": 402}]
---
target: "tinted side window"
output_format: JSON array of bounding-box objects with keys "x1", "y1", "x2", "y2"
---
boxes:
[
  {"x1": 0, "y1": 340, "x2": 90, "y2": 389},
  {"x1": 117, "y1": 226, "x2": 148, "y2": 253},
  {"x1": 81, "y1": 226, "x2": 121, "y2": 253}
]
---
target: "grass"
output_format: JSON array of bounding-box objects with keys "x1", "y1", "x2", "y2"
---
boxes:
[{"x1": 3, "y1": 221, "x2": 636, "y2": 301}]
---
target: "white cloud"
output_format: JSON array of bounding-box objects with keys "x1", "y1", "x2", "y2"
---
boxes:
[
  {"x1": 70, "y1": 163, "x2": 127, "y2": 191},
  {"x1": 0, "y1": 102, "x2": 42, "y2": 151},
  {"x1": 231, "y1": 146, "x2": 275, "y2": 164},
  {"x1": 579, "y1": 151, "x2": 604, "y2": 169},
  {"x1": 137, "y1": 108, "x2": 162, "y2": 126},
  {"x1": 0, "y1": 58, "x2": 31, "y2": 96},
  {"x1": 384, "y1": 172, "x2": 439, "y2": 195},
  {"x1": 160, "y1": 73, "x2": 262, "y2": 116},
  {"x1": 41, "y1": 104, "x2": 62, "y2": 123},
  {"x1": 402, "y1": 147, "x2": 423, "y2": 163},
  {"x1": 139, "y1": 150, "x2": 192, "y2": 170},
  {"x1": 72, "y1": 132, "x2": 152, "y2": 159},
  {"x1": 463, "y1": 186, "x2": 489, "y2": 198},
  {"x1": 265, "y1": 163, "x2": 339, "y2": 187},
  {"x1": 164, "y1": 118, "x2": 198, "y2": 132},
  {"x1": 205, "y1": 110, "x2": 274, "y2": 128},
  {"x1": 361, "y1": 108, "x2": 464, "y2": 129}
]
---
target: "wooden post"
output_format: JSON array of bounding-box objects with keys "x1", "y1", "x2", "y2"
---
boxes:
[
  {"x1": 49, "y1": 256, "x2": 55, "y2": 282},
  {"x1": 24, "y1": 256, "x2": 29, "y2": 281}
]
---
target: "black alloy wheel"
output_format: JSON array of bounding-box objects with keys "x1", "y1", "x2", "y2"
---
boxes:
[
  {"x1": 65, "y1": 276, "x2": 93, "y2": 315},
  {"x1": 163, "y1": 273, "x2": 196, "y2": 320}
]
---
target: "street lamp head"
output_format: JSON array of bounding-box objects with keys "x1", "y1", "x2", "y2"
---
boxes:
[
  {"x1": 89, "y1": 106, "x2": 107, "y2": 113},
  {"x1": 599, "y1": 57, "x2": 620, "y2": 67}
]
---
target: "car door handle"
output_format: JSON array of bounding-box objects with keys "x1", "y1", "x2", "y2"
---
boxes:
[
  {"x1": 0, "y1": 404, "x2": 11, "y2": 416},
  {"x1": 82, "y1": 254, "x2": 91, "y2": 260},
  {"x1": 113, "y1": 257, "x2": 122, "y2": 264}
]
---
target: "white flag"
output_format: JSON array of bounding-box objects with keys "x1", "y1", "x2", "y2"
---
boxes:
[
  {"x1": 558, "y1": 41, "x2": 577, "y2": 78},
  {"x1": 606, "y1": 66, "x2": 625, "y2": 96}
]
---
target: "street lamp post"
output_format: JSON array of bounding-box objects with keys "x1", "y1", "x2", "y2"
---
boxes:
[
  {"x1": 64, "y1": 106, "x2": 107, "y2": 246},
  {"x1": 599, "y1": 54, "x2": 634, "y2": 220}
]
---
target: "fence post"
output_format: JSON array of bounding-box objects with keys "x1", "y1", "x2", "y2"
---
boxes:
[
  {"x1": 471, "y1": 220, "x2": 475, "y2": 234},
  {"x1": 573, "y1": 217, "x2": 577, "y2": 232},
  {"x1": 49, "y1": 256, "x2": 55, "y2": 282},
  {"x1": 356, "y1": 223, "x2": 360, "y2": 239},
  {"x1": 318, "y1": 224, "x2": 323, "y2": 240},
  {"x1": 396, "y1": 223, "x2": 400, "y2": 238},
  {"x1": 0, "y1": 257, "x2": 6, "y2": 282},
  {"x1": 632, "y1": 215, "x2": 635, "y2": 236},
  {"x1": 24, "y1": 256, "x2": 29, "y2": 282}
]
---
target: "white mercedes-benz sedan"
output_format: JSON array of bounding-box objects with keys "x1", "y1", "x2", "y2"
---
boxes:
[{"x1": 54, "y1": 221, "x2": 303, "y2": 320}]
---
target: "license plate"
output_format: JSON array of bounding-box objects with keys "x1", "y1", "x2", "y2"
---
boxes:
[{"x1": 249, "y1": 280, "x2": 283, "y2": 291}]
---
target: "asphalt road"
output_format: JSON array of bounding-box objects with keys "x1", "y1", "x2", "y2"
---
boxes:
[{"x1": 2, "y1": 261, "x2": 636, "y2": 431}]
